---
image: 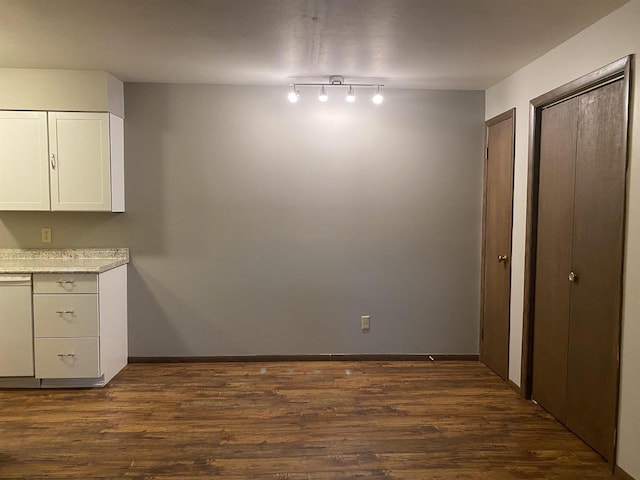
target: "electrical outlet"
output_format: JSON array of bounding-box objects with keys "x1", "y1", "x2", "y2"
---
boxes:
[
  {"x1": 41, "y1": 227, "x2": 52, "y2": 244},
  {"x1": 361, "y1": 315, "x2": 371, "y2": 331}
]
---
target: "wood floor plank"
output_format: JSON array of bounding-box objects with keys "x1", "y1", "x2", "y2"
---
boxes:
[{"x1": 0, "y1": 361, "x2": 614, "y2": 479}]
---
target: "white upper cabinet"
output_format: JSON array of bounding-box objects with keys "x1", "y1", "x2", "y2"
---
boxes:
[
  {"x1": 0, "y1": 111, "x2": 124, "y2": 212},
  {"x1": 0, "y1": 111, "x2": 50, "y2": 210}
]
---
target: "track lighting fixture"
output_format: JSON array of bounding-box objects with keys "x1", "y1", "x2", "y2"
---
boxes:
[{"x1": 287, "y1": 76, "x2": 385, "y2": 104}]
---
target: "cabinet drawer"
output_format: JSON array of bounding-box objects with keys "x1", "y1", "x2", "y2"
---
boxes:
[
  {"x1": 33, "y1": 273, "x2": 97, "y2": 294},
  {"x1": 33, "y1": 294, "x2": 99, "y2": 338},
  {"x1": 35, "y1": 338, "x2": 100, "y2": 379}
]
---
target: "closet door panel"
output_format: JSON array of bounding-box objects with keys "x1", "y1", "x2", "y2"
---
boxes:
[
  {"x1": 531, "y1": 97, "x2": 579, "y2": 422},
  {"x1": 566, "y1": 79, "x2": 625, "y2": 459}
]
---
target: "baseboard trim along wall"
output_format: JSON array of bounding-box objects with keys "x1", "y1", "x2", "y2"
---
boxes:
[
  {"x1": 128, "y1": 354, "x2": 480, "y2": 363},
  {"x1": 615, "y1": 465, "x2": 636, "y2": 480},
  {"x1": 508, "y1": 379, "x2": 522, "y2": 395}
]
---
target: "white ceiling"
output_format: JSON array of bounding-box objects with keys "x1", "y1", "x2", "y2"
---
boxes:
[{"x1": 0, "y1": 0, "x2": 628, "y2": 89}]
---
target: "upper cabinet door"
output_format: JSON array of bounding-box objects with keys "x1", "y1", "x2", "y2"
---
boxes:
[
  {"x1": 0, "y1": 111, "x2": 50, "y2": 210},
  {"x1": 48, "y1": 112, "x2": 111, "y2": 211}
]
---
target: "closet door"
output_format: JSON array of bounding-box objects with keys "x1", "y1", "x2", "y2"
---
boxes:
[
  {"x1": 531, "y1": 77, "x2": 626, "y2": 461},
  {"x1": 480, "y1": 110, "x2": 515, "y2": 381},
  {"x1": 566, "y1": 79, "x2": 625, "y2": 460},
  {"x1": 531, "y1": 97, "x2": 578, "y2": 423}
]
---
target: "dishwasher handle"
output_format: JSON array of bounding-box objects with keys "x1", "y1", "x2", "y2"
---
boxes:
[{"x1": 0, "y1": 275, "x2": 32, "y2": 286}]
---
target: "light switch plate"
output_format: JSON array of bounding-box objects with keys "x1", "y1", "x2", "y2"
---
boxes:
[{"x1": 361, "y1": 315, "x2": 371, "y2": 331}]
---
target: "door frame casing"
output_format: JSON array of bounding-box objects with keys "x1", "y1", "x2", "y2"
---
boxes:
[
  {"x1": 521, "y1": 55, "x2": 632, "y2": 466},
  {"x1": 480, "y1": 108, "x2": 516, "y2": 381}
]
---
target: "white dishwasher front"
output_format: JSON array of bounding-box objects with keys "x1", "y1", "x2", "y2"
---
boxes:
[{"x1": 0, "y1": 275, "x2": 34, "y2": 377}]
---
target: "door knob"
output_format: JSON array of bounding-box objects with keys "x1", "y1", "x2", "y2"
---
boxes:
[
  {"x1": 497, "y1": 255, "x2": 509, "y2": 263},
  {"x1": 568, "y1": 271, "x2": 578, "y2": 283}
]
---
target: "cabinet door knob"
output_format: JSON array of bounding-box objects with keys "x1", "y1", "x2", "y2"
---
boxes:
[
  {"x1": 50, "y1": 153, "x2": 56, "y2": 169},
  {"x1": 568, "y1": 271, "x2": 578, "y2": 283},
  {"x1": 497, "y1": 255, "x2": 509, "y2": 263}
]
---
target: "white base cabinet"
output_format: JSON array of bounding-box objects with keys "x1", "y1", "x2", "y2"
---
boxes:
[
  {"x1": 0, "y1": 275, "x2": 34, "y2": 377},
  {"x1": 0, "y1": 111, "x2": 124, "y2": 212},
  {"x1": 32, "y1": 265, "x2": 128, "y2": 387}
]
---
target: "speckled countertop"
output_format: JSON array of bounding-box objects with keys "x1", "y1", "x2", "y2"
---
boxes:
[{"x1": 0, "y1": 249, "x2": 129, "y2": 273}]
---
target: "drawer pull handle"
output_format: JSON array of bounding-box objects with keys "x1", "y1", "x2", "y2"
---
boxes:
[
  {"x1": 56, "y1": 353, "x2": 76, "y2": 358},
  {"x1": 55, "y1": 310, "x2": 75, "y2": 315},
  {"x1": 57, "y1": 280, "x2": 75, "y2": 286}
]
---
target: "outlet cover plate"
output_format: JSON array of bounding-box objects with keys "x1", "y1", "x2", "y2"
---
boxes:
[{"x1": 41, "y1": 227, "x2": 52, "y2": 243}]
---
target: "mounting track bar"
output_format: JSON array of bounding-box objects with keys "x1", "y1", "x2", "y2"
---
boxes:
[{"x1": 289, "y1": 83, "x2": 385, "y2": 88}]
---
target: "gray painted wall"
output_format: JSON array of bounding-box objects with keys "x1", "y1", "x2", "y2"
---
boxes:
[{"x1": 0, "y1": 84, "x2": 485, "y2": 356}]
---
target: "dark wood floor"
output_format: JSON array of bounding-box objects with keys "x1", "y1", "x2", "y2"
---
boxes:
[{"x1": 0, "y1": 361, "x2": 614, "y2": 479}]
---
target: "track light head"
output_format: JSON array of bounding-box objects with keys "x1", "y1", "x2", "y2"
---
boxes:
[
  {"x1": 372, "y1": 86, "x2": 383, "y2": 105},
  {"x1": 287, "y1": 86, "x2": 300, "y2": 103},
  {"x1": 319, "y1": 85, "x2": 328, "y2": 102},
  {"x1": 346, "y1": 86, "x2": 356, "y2": 103}
]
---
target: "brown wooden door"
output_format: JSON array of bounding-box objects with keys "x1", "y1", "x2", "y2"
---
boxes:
[
  {"x1": 532, "y1": 79, "x2": 626, "y2": 461},
  {"x1": 532, "y1": 97, "x2": 578, "y2": 422},
  {"x1": 480, "y1": 110, "x2": 515, "y2": 380},
  {"x1": 565, "y1": 80, "x2": 626, "y2": 460}
]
